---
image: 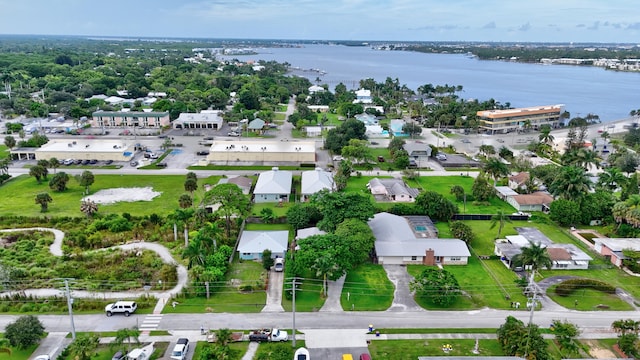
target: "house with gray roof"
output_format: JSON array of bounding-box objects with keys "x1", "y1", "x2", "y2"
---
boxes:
[
  {"x1": 403, "y1": 142, "x2": 432, "y2": 163},
  {"x1": 253, "y1": 167, "x2": 292, "y2": 203},
  {"x1": 216, "y1": 176, "x2": 253, "y2": 194},
  {"x1": 368, "y1": 212, "x2": 470, "y2": 265},
  {"x1": 247, "y1": 118, "x2": 266, "y2": 133},
  {"x1": 594, "y1": 237, "x2": 640, "y2": 267},
  {"x1": 367, "y1": 178, "x2": 419, "y2": 202},
  {"x1": 301, "y1": 168, "x2": 334, "y2": 201},
  {"x1": 237, "y1": 230, "x2": 288, "y2": 260}
]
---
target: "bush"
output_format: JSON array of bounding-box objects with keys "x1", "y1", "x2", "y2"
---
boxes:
[{"x1": 555, "y1": 278, "x2": 616, "y2": 297}]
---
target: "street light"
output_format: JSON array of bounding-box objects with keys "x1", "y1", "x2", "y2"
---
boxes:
[{"x1": 261, "y1": 146, "x2": 267, "y2": 165}]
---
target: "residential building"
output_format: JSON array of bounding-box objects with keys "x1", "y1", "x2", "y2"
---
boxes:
[
  {"x1": 173, "y1": 111, "x2": 224, "y2": 130},
  {"x1": 368, "y1": 212, "x2": 470, "y2": 265},
  {"x1": 508, "y1": 172, "x2": 530, "y2": 190},
  {"x1": 353, "y1": 88, "x2": 372, "y2": 104},
  {"x1": 403, "y1": 142, "x2": 433, "y2": 163},
  {"x1": 477, "y1": 104, "x2": 564, "y2": 134},
  {"x1": 253, "y1": 167, "x2": 293, "y2": 203},
  {"x1": 237, "y1": 230, "x2": 289, "y2": 260},
  {"x1": 593, "y1": 237, "x2": 640, "y2": 267},
  {"x1": 367, "y1": 178, "x2": 419, "y2": 202},
  {"x1": 91, "y1": 110, "x2": 170, "y2": 129},
  {"x1": 308, "y1": 85, "x2": 325, "y2": 94},
  {"x1": 295, "y1": 227, "x2": 326, "y2": 241},
  {"x1": 506, "y1": 192, "x2": 554, "y2": 212},
  {"x1": 301, "y1": 168, "x2": 334, "y2": 201},
  {"x1": 216, "y1": 176, "x2": 253, "y2": 194},
  {"x1": 247, "y1": 118, "x2": 266, "y2": 133}
]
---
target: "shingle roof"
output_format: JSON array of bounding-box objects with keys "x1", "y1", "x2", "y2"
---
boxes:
[
  {"x1": 248, "y1": 118, "x2": 266, "y2": 130},
  {"x1": 237, "y1": 231, "x2": 288, "y2": 254},
  {"x1": 509, "y1": 172, "x2": 530, "y2": 185},
  {"x1": 301, "y1": 169, "x2": 333, "y2": 195},
  {"x1": 254, "y1": 169, "x2": 292, "y2": 195},
  {"x1": 511, "y1": 192, "x2": 553, "y2": 205}
]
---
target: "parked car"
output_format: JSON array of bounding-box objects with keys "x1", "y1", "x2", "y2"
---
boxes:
[
  {"x1": 33, "y1": 355, "x2": 50, "y2": 360},
  {"x1": 359, "y1": 354, "x2": 371, "y2": 360},
  {"x1": 461, "y1": 138, "x2": 471, "y2": 143},
  {"x1": 82, "y1": 159, "x2": 90, "y2": 165},
  {"x1": 249, "y1": 328, "x2": 288, "y2": 342},
  {"x1": 130, "y1": 161, "x2": 138, "y2": 167},
  {"x1": 227, "y1": 131, "x2": 240, "y2": 137},
  {"x1": 408, "y1": 159, "x2": 418, "y2": 168},
  {"x1": 105, "y1": 301, "x2": 137, "y2": 317},
  {"x1": 89, "y1": 159, "x2": 98, "y2": 164},
  {"x1": 196, "y1": 151, "x2": 209, "y2": 156},
  {"x1": 332, "y1": 155, "x2": 344, "y2": 161},
  {"x1": 111, "y1": 351, "x2": 125, "y2": 360},
  {"x1": 274, "y1": 258, "x2": 284, "y2": 272},
  {"x1": 156, "y1": 162, "x2": 167, "y2": 168},
  {"x1": 105, "y1": 160, "x2": 113, "y2": 165},
  {"x1": 63, "y1": 159, "x2": 74, "y2": 165},
  {"x1": 74, "y1": 159, "x2": 82, "y2": 165},
  {"x1": 170, "y1": 338, "x2": 189, "y2": 360},
  {"x1": 294, "y1": 347, "x2": 310, "y2": 360}
]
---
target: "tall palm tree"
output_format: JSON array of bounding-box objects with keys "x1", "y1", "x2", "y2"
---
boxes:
[
  {"x1": 513, "y1": 240, "x2": 553, "y2": 289},
  {"x1": 549, "y1": 166, "x2": 592, "y2": 201},
  {"x1": 182, "y1": 237, "x2": 206, "y2": 269},
  {"x1": 490, "y1": 210, "x2": 512, "y2": 238},
  {"x1": 112, "y1": 327, "x2": 140, "y2": 352},
  {"x1": 483, "y1": 158, "x2": 509, "y2": 185},
  {"x1": 597, "y1": 167, "x2": 627, "y2": 191},
  {"x1": 538, "y1": 125, "x2": 555, "y2": 145}
]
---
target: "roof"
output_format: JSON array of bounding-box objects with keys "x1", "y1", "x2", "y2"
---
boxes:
[
  {"x1": 547, "y1": 247, "x2": 572, "y2": 261},
  {"x1": 227, "y1": 176, "x2": 253, "y2": 189},
  {"x1": 367, "y1": 178, "x2": 419, "y2": 198},
  {"x1": 308, "y1": 85, "x2": 325, "y2": 92},
  {"x1": 511, "y1": 192, "x2": 554, "y2": 205},
  {"x1": 594, "y1": 237, "x2": 640, "y2": 252},
  {"x1": 301, "y1": 169, "x2": 334, "y2": 195},
  {"x1": 254, "y1": 168, "x2": 293, "y2": 195},
  {"x1": 476, "y1": 105, "x2": 563, "y2": 119},
  {"x1": 174, "y1": 111, "x2": 223, "y2": 124},
  {"x1": 403, "y1": 142, "x2": 432, "y2": 157},
  {"x1": 296, "y1": 227, "x2": 326, "y2": 240},
  {"x1": 209, "y1": 140, "x2": 315, "y2": 154},
  {"x1": 355, "y1": 88, "x2": 371, "y2": 97},
  {"x1": 368, "y1": 212, "x2": 417, "y2": 243},
  {"x1": 509, "y1": 172, "x2": 530, "y2": 185},
  {"x1": 248, "y1": 118, "x2": 266, "y2": 130},
  {"x1": 237, "y1": 231, "x2": 289, "y2": 254},
  {"x1": 375, "y1": 239, "x2": 470, "y2": 257},
  {"x1": 36, "y1": 139, "x2": 133, "y2": 154},
  {"x1": 495, "y1": 186, "x2": 519, "y2": 197},
  {"x1": 92, "y1": 110, "x2": 168, "y2": 118}
]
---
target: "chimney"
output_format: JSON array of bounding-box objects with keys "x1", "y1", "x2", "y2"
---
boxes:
[{"x1": 424, "y1": 248, "x2": 435, "y2": 266}]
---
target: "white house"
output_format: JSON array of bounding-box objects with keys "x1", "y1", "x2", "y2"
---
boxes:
[
  {"x1": 353, "y1": 88, "x2": 373, "y2": 104},
  {"x1": 253, "y1": 167, "x2": 292, "y2": 203},
  {"x1": 367, "y1": 178, "x2": 419, "y2": 202},
  {"x1": 301, "y1": 168, "x2": 334, "y2": 201},
  {"x1": 368, "y1": 212, "x2": 470, "y2": 265},
  {"x1": 237, "y1": 231, "x2": 289, "y2": 260},
  {"x1": 308, "y1": 85, "x2": 325, "y2": 94}
]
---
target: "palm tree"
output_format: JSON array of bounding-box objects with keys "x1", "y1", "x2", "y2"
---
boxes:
[
  {"x1": 182, "y1": 237, "x2": 206, "y2": 269},
  {"x1": 600, "y1": 131, "x2": 610, "y2": 144},
  {"x1": 483, "y1": 158, "x2": 509, "y2": 185},
  {"x1": 490, "y1": 210, "x2": 512, "y2": 238},
  {"x1": 538, "y1": 125, "x2": 555, "y2": 145},
  {"x1": 67, "y1": 333, "x2": 99, "y2": 360},
  {"x1": 513, "y1": 240, "x2": 552, "y2": 275},
  {"x1": 597, "y1": 167, "x2": 627, "y2": 191},
  {"x1": 29, "y1": 165, "x2": 48, "y2": 184},
  {"x1": 549, "y1": 166, "x2": 592, "y2": 201},
  {"x1": 479, "y1": 144, "x2": 496, "y2": 157},
  {"x1": 178, "y1": 194, "x2": 193, "y2": 209},
  {"x1": 112, "y1": 327, "x2": 140, "y2": 353},
  {"x1": 49, "y1": 157, "x2": 59, "y2": 173},
  {"x1": 80, "y1": 199, "x2": 98, "y2": 218},
  {"x1": 34, "y1": 192, "x2": 53, "y2": 212}
]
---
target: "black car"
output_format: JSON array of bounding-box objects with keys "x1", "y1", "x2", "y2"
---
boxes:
[
  {"x1": 89, "y1": 159, "x2": 98, "y2": 164},
  {"x1": 156, "y1": 162, "x2": 167, "y2": 168},
  {"x1": 74, "y1": 159, "x2": 82, "y2": 165},
  {"x1": 82, "y1": 159, "x2": 90, "y2": 165},
  {"x1": 196, "y1": 151, "x2": 209, "y2": 156},
  {"x1": 105, "y1": 160, "x2": 113, "y2": 165}
]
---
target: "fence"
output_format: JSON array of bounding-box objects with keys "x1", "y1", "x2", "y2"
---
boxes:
[{"x1": 451, "y1": 214, "x2": 530, "y2": 221}]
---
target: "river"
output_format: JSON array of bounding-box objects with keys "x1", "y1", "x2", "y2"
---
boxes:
[{"x1": 220, "y1": 44, "x2": 640, "y2": 123}]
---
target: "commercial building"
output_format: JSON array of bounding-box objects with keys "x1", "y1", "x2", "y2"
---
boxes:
[
  {"x1": 477, "y1": 105, "x2": 564, "y2": 134},
  {"x1": 14, "y1": 139, "x2": 135, "y2": 162},
  {"x1": 205, "y1": 140, "x2": 315, "y2": 164},
  {"x1": 173, "y1": 111, "x2": 224, "y2": 130},
  {"x1": 91, "y1": 111, "x2": 170, "y2": 129}
]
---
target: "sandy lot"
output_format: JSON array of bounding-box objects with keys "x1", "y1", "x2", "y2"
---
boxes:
[{"x1": 82, "y1": 187, "x2": 161, "y2": 204}]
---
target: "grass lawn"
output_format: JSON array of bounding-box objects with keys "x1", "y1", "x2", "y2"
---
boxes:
[
  {"x1": 164, "y1": 261, "x2": 267, "y2": 313},
  {"x1": 406, "y1": 176, "x2": 515, "y2": 214},
  {"x1": 315, "y1": 112, "x2": 342, "y2": 126},
  {"x1": 282, "y1": 269, "x2": 326, "y2": 312},
  {"x1": 0, "y1": 343, "x2": 38, "y2": 360},
  {"x1": 274, "y1": 113, "x2": 286, "y2": 121},
  {"x1": 193, "y1": 341, "x2": 249, "y2": 360},
  {"x1": 340, "y1": 264, "x2": 394, "y2": 311},
  {"x1": 244, "y1": 223, "x2": 291, "y2": 231},
  {"x1": 546, "y1": 285, "x2": 634, "y2": 311},
  {"x1": 373, "y1": 328, "x2": 498, "y2": 334},
  {"x1": 251, "y1": 202, "x2": 294, "y2": 217},
  {"x1": 369, "y1": 339, "x2": 505, "y2": 359},
  {"x1": 0, "y1": 145, "x2": 8, "y2": 160},
  {"x1": 0, "y1": 174, "x2": 219, "y2": 217},
  {"x1": 542, "y1": 266, "x2": 640, "y2": 303}
]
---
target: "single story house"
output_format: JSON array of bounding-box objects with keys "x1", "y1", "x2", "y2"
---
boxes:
[
  {"x1": 304, "y1": 125, "x2": 335, "y2": 137},
  {"x1": 355, "y1": 113, "x2": 378, "y2": 126},
  {"x1": 253, "y1": 167, "x2": 292, "y2": 203},
  {"x1": 353, "y1": 88, "x2": 372, "y2": 104},
  {"x1": 301, "y1": 168, "x2": 334, "y2": 201},
  {"x1": 308, "y1": 85, "x2": 325, "y2": 94},
  {"x1": 403, "y1": 142, "x2": 432, "y2": 163},
  {"x1": 367, "y1": 178, "x2": 419, "y2": 202},
  {"x1": 237, "y1": 230, "x2": 289, "y2": 260},
  {"x1": 593, "y1": 237, "x2": 640, "y2": 267},
  {"x1": 495, "y1": 186, "x2": 519, "y2": 201},
  {"x1": 173, "y1": 110, "x2": 224, "y2": 129},
  {"x1": 368, "y1": 212, "x2": 470, "y2": 265},
  {"x1": 307, "y1": 105, "x2": 330, "y2": 113},
  {"x1": 247, "y1": 118, "x2": 266, "y2": 133},
  {"x1": 508, "y1": 172, "x2": 530, "y2": 190},
  {"x1": 216, "y1": 176, "x2": 253, "y2": 194},
  {"x1": 506, "y1": 192, "x2": 554, "y2": 212},
  {"x1": 296, "y1": 227, "x2": 326, "y2": 240}
]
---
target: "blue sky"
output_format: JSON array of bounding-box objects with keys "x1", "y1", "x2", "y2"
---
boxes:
[{"x1": 0, "y1": 0, "x2": 638, "y2": 43}]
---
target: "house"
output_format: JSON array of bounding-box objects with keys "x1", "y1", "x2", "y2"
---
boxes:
[
  {"x1": 173, "y1": 111, "x2": 224, "y2": 130},
  {"x1": 304, "y1": 125, "x2": 335, "y2": 137},
  {"x1": 253, "y1": 167, "x2": 292, "y2": 203},
  {"x1": 507, "y1": 192, "x2": 554, "y2": 212},
  {"x1": 308, "y1": 105, "x2": 330, "y2": 113},
  {"x1": 508, "y1": 172, "x2": 530, "y2": 190},
  {"x1": 296, "y1": 227, "x2": 326, "y2": 240},
  {"x1": 494, "y1": 229, "x2": 592, "y2": 270},
  {"x1": 353, "y1": 88, "x2": 373, "y2": 104},
  {"x1": 237, "y1": 230, "x2": 289, "y2": 260},
  {"x1": 247, "y1": 118, "x2": 266, "y2": 133},
  {"x1": 389, "y1": 119, "x2": 407, "y2": 136},
  {"x1": 308, "y1": 85, "x2": 325, "y2": 94},
  {"x1": 368, "y1": 212, "x2": 470, "y2": 265},
  {"x1": 403, "y1": 142, "x2": 432, "y2": 163},
  {"x1": 593, "y1": 237, "x2": 640, "y2": 267},
  {"x1": 367, "y1": 178, "x2": 419, "y2": 202},
  {"x1": 355, "y1": 113, "x2": 378, "y2": 126},
  {"x1": 216, "y1": 176, "x2": 253, "y2": 194},
  {"x1": 301, "y1": 168, "x2": 334, "y2": 201},
  {"x1": 495, "y1": 186, "x2": 519, "y2": 201}
]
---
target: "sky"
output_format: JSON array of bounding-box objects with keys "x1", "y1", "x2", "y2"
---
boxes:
[{"x1": 0, "y1": 0, "x2": 639, "y2": 43}]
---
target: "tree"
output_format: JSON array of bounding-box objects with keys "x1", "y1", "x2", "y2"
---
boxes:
[
  {"x1": 76, "y1": 170, "x2": 95, "y2": 195},
  {"x1": 612, "y1": 319, "x2": 640, "y2": 358},
  {"x1": 67, "y1": 333, "x2": 100, "y2": 360},
  {"x1": 450, "y1": 185, "x2": 465, "y2": 202},
  {"x1": 483, "y1": 158, "x2": 509, "y2": 185},
  {"x1": 262, "y1": 249, "x2": 274, "y2": 270},
  {"x1": 112, "y1": 327, "x2": 140, "y2": 353},
  {"x1": 204, "y1": 183, "x2": 250, "y2": 239},
  {"x1": 549, "y1": 199, "x2": 581, "y2": 227},
  {"x1": 490, "y1": 210, "x2": 512, "y2": 238},
  {"x1": 34, "y1": 192, "x2": 52, "y2": 212},
  {"x1": 479, "y1": 144, "x2": 496, "y2": 156},
  {"x1": 538, "y1": 124, "x2": 554, "y2": 145},
  {"x1": 311, "y1": 190, "x2": 376, "y2": 232},
  {"x1": 49, "y1": 171, "x2": 70, "y2": 192},
  {"x1": 498, "y1": 146, "x2": 514, "y2": 160},
  {"x1": 286, "y1": 203, "x2": 321, "y2": 230},
  {"x1": 616, "y1": 152, "x2": 640, "y2": 175},
  {"x1": 549, "y1": 165, "x2": 591, "y2": 201},
  {"x1": 415, "y1": 191, "x2": 459, "y2": 221},
  {"x1": 410, "y1": 268, "x2": 460, "y2": 306},
  {"x1": 472, "y1": 174, "x2": 494, "y2": 201},
  {"x1": 184, "y1": 177, "x2": 198, "y2": 195},
  {"x1": 179, "y1": 193, "x2": 193, "y2": 209},
  {"x1": 597, "y1": 167, "x2": 627, "y2": 191},
  {"x1": 341, "y1": 139, "x2": 372, "y2": 164},
  {"x1": 449, "y1": 221, "x2": 474, "y2": 244},
  {"x1": 551, "y1": 320, "x2": 580, "y2": 356},
  {"x1": 296, "y1": 234, "x2": 352, "y2": 296},
  {"x1": 4, "y1": 315, "x2": 45, "y2": 349},
  {"x1": 28, "y1": 164, "x2": 48, "y2": 183},
  {"x1": 182, "y1": 236, "x2": 207, "y2": 269},
  {"x1": 402, "y1": 122, "x2": 422, "y2": 136},
  {"x1": 260, "y1": 207, "x2": 275, "y2": 223},
  {"x1": 48, "y1": 157, "x2": 59, "y2": 173},
  {"x1": 3, "y1": 136, "x2": 15, "y2": 149},
  {"x1": 388, "y1": 137, "x2": 406, "y2": 157},
  {"x1": 80, "y1": 199, "x2": 98, "y2": 218},
  {"x1": 497, "y1": 316, "x2": 551, "y2": 360},
  {"x1": 334, "y1": 218, "x2": 376, "y2": 265},
  {"x1": 513, "y1": 240, "x2": 552, "y2": 276},
  {"x1": 392, "y1": 149, "x2": 410, "y2": 169},
  {"x1": 325, "y1": 118, "x2": 367, "y2": 154}
]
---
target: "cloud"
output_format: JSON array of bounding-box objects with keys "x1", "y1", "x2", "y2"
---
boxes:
[
  {"x1": 482, "y1": 21, "x2": 496, "y2": 29},
  {"x1": 586, "y1": 21, "x2": 599, "y2": 30},
  {"x1": 626, "y1": 22, "x2": 640, "y2": 30},
  {"x1": 517, "y1": 22, "x2": 531, "y2": 31},
  {"x1": 576, "y1": 24, "x2": 585, "y2": 28}
]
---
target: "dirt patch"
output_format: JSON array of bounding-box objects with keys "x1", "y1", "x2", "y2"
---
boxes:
[
  {"x1": 82, "y1": 187, "x2": 161, "y2": 205},
  {"x1": 585, "y1": 340, "x2": 616, "y2": 359}
]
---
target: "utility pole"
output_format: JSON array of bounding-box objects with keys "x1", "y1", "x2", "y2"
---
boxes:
[
  {"x1": 64, "y1": 279, "x2": 77, "y2": 340},
  {"x1": 524, "y1": 271, "x2": 537, "y2": 358},
  {"x1": 292, "y1": 277, "x2": 297, "y2": 347}
]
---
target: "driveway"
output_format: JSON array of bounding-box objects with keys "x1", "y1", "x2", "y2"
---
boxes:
[
  {"x1": 383, "y1": 265, "x2": 423, "y2": 312},
  {"x1": 262, "y1": 269, "x2": 285, "y2": 312},
  {"x1": 319, "y1": 275, "x2": 346, "y2": 312}
]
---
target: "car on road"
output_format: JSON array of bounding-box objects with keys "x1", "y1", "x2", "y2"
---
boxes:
[
  {"x1": 196, "y1": 151, "x2": 209, "y2": 156},
  {"x1": 228, "y1": 131, "x2": 240, "y2": 137},
  {"x1": 130, "y1": 161, "x2": 138, "y2": 167},
  {"x1": 332, "y1": 155, "x2": 344, "y2": 161},
  {"x1": 33, "y1": 355, "x2": 50, "y2": 360},
  {"x1": 436, "y1": 153, "x2": 447, "y2": 161},
  {"x1": 105, "y1": 301, "x2": 137, "y2": 317},
  {"x1": 497, "y1": 138, "x2": 505, "y2": 143},
  {"x1": 461, "y1": 138, "x2": 471, "y2": 143}
]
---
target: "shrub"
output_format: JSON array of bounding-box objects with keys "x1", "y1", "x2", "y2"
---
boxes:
[{"x1": 555, "y1": 278, "x2": 616, "y2": 297}]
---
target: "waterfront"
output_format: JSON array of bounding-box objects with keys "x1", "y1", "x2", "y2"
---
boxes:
[{"x1": 221, "y1": 44, "x2": 640, "y2": 122}]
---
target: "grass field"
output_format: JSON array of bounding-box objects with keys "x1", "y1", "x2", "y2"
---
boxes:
[
  {"x1": 0, "y1": 174, "x2": 219, "y2": 217},
  {"x1": 340, "y1": 264, "x2": 394, "y2": 311},
  {"x1": 546, "y1": 284, "x2": 634, "y2": 311},
  {"x1": 193, "y1": 341, "x2": 249, "y2": 360},
  {"x1": 282, "y1": 270, "x2": 326, "y2": 312},
  {"x1": 0, "y1": 145, "x2": 8, "y2": 160},
  {"x1": 368, "y1": 339, "x2": 505, "y2": 359},
  {"x1": 0, "y1": 343, "x2": 38, "y2": 360}
]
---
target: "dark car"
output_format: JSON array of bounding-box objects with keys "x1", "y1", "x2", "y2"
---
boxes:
[
  {"x1": 105, "y1": 160, "x2": 113, "y2": 165},
  {"x1": 156, "y1": 162, "x2": 168, "y2": 168},
  {"x1": 377, "y1": 156, "x2": 385, "y2": 162},
  {"x1": 82, "y1": 159, "x2": 90, "y2": 165},
  {"x1": 74, "y1": 159, "x2": 82, "y2": 165},
  {"x1": 197, "y1": 151, "x2": 209, "y2": 156},
  {"x1": 249, "y1": 333, "x2": 270, "y2": 342},
  {"x1": 111, "y1": 351, "x2": 125, "y2": 360},
  {"x1": 89, "y1": 159, "x2": 98, "y2": 164}
]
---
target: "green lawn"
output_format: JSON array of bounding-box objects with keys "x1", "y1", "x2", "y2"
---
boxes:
[
  {"x1": 369, "y1": 339, "x2": 505, "y2": 359},
  {"x1": 547, "y1": 285, "x2": 634, "y2": 311},
  {"x1": 164, "y1": 261, "x2": 267, "y2": 313},
  {"x1": 0, "y1": 174, "x2": 219, "y2": 217},
  {"x1": 340, "y1": 264, "x2": 394, "y2": 311},
  {"x1": 193, "y1": 341, "x2": 249, "y2": 360},
  {"x1": 0, "y1": 145, "x2": 8, "y2": 160},
  {"x1": 542, "y1": 266, "x2": 640, "y2": 302},
  {"x1": 282, "y1": 269, "x2": 326, "y2": 312},
  {"x1": 0, "y1": 343, "x2": 38, "y2": 360}
]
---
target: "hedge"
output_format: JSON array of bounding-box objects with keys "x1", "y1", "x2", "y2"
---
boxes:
[{"x1": 554, "y1": 278, "x2": 616, "y2": 297}]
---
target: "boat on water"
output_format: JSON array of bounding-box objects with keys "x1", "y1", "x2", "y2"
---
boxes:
[{"x1": 294, "y1": 347, "x2": 310, "y2": 360}]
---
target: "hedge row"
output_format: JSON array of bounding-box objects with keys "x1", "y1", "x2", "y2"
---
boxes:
[{"x1": 555, "y1": 278, "x2": 616, "y2": 297}]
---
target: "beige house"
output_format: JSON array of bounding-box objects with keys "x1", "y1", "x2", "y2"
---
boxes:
[
  {"x1": 91, "y1": 110, "x2": 170, "y2": 129},
  {"x1": 206, "y1": 140, "x2": 315, "y2": 163},
  {"x1": 32, "y1": 139, "x2": 134, "y2": 161}
]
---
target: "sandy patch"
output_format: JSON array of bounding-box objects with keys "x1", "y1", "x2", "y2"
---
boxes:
[
  {"x1": 83, "y1": 187, "x2": 162, "y2": 204},
  {"x1": 585, "y1": 340, "x2": 616, "y2": 359}
]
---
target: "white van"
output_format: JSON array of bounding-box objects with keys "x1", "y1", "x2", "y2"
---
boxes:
[
  {"x1": 170, "y1": 338, "x2": 189, "y2": 360},
  {"x1": 274, "y1": 258, "x2": 284, "y2": 272}
]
